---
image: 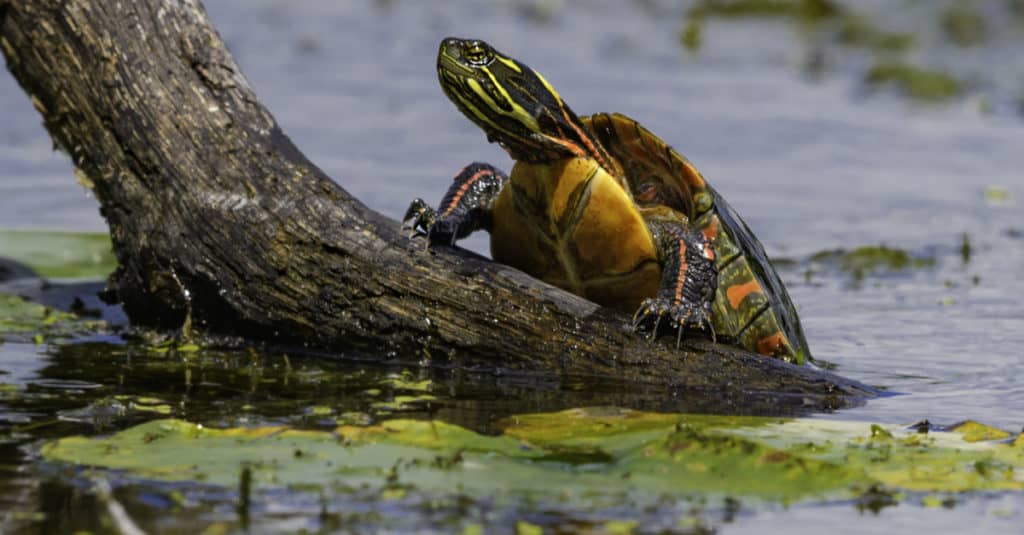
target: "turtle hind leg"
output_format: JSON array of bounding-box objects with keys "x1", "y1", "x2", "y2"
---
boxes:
[
  {"x1": 633, "y1": 216, "x2": 718, "y2": 346},
  {"x1": 403, "y1": 162, "x2": 508, "y2": 246}
]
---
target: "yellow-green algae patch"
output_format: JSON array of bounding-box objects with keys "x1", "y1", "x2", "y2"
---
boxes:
[
  {"x1": 733, "y1": 419, "x2": 1024, "y2": 493},
  {"x1": 949, "y1": 421, "x2": 1012, "y2": 443},
  {"x1": 809, "y1": 245, "x2": 936, "y2": 280},
  {"x1": 940, "y1": 4, "x2": 988, "y2": 47},
  {"x1": 865, "y1": 62, "x2": 963, "y2": 102},
  {"x1": 0, "y1": 293, "x2": 74, "y2": 334},
  {"x1": 380, "y1": 371, "x2": 433, "y2": 392},
  {"x1": 834, "y1": 14, "x2": 915, "y2": 53},
  {"x1": 0, "y1": 292, "x2": 105, "y2": 341},
  {"x1": 40, "y1": 411, "x2": 1024, "y2": 505},
  {"x1": 689, "y1": 0, "x2": 840, "y2": 21}
]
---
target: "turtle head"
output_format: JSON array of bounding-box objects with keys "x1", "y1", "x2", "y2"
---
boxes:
[{"x1": 437, "y1": 37, "x2": 612, "y2": 167}]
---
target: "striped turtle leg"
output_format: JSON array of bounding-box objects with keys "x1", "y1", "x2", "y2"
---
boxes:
[
  {"x1": 633, "y1": 213, "x2": 718, "y2": 346},
  {"x1": 403, "y1": 162, "x2": 508, "y2": 245}
]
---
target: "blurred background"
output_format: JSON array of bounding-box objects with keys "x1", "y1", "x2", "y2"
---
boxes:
[{"x1": 1, "y1": 0, "x2": 1022, "y2": 428}]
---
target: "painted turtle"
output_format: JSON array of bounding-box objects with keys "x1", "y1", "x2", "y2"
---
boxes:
[{"x1": 404, "y1": 38, "x2": 810, "y2": 364}]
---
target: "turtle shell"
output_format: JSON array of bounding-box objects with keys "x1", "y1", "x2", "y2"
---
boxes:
[{"x1": 584, "y1": 112, "x2": 811, "y2": 364}]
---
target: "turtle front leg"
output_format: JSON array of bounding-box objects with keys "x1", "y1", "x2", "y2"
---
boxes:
[
  {"x1": 633, "y1": 215, "x2": 718, "y2": 347},
  {"x1": 403, "y1": 162, "x2": 508, "y2": 246}
]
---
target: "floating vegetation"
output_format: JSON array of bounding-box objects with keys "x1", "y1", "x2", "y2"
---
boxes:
[
  {"x1": 56, "y1": 395, "x2": 174, "y2": 431},
  {"x1": 960, "y1": 232, "x2": 972, "y2": 264},
  {"x1": 37, "y1": 409, "x2": 1024, "y2": 532},
  {"x1": 688, "y1": 0, "x2": 841, "y2": 21},
  {"x1": 949, "y1": 420, "x2": 1012, "y2": 443},
  {"x1": 679, "y1": 13, "x2": 703, "y2": 53},
  {"x1": 0, "y1": 292, "x2": 105, "y2": 342},
  {"x1": 983, "y1": 185, "x2": 1012, "y2": 204},
  {"x1": 864, "y1": 62, "x2": 963, "y2": 102},
  {"x1": 812, "y1": 245, "x2": 936, "y2": 273},
  {"x1": 834, "y1": 14, "x2": 915, "y2": 53},
  {"x1": 679, "y1": 0, "x2": 1024, "y2": 114},
  {"x1": 808, "y1": 245, "x2": 936, "y2": 281},
  {"x1": 515, "y1": 0, "x2": 562, "y2": 25},
  {"x1": 0, "y1": 230, "x2": 115, "y2": 280},
  {"x1": 940, "y1": 4, "x2": 989, "y2": 47}
]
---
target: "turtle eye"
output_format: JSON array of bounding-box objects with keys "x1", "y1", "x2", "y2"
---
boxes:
[
  {"x1": 463, "y1": 43, "x2": 492, "y2": 65},
  {"x1": 635, "y1": 183, "x2": 659, "y2": 203}
]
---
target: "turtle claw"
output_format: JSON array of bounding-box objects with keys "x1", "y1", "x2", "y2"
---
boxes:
[
  {"x1": 402, "y1": 198, "x2": 436, "y2": 235},
  {"x1": 449, "y1": 223, "x2": 460, "y2": 247},
  {"x1": 402, "y1": 199, "x2": 462, "y2": 247},
  {"x1": 632, "y1": 297, "x2": 712, "y2": 348},
  {"x1": 630, "y1": 307, "x2": 645, "y2": 332},
  {"x1": 648, "y1": 313, "x2": 664, "y2": 344}
]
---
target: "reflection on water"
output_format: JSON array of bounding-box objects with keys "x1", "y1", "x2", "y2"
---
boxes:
[
  {"x1": 1, "y1": 0, "x2": 1023, "y2": 532},
  {"x1": 0, "y1": 338, "x2": 850, "y2": 533}
]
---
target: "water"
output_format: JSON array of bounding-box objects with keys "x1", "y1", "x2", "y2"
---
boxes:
[{"x1": 1, "y1": 0, "x2": 1023, "y2": 532}]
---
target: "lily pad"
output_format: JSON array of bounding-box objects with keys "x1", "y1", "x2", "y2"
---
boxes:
[
  {"x1": 40, "y1": 409, "x2": 1024, "y2": 510},
  {"x1": 948, "y1": 420, "x2": 1012, "y2": 443},
  {"x1": 0, "y1": 230, "x2": 115, "y2": 280}
]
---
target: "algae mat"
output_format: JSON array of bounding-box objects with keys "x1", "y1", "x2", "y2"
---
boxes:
[{"x1": 41, "y1": 408, "x2": 1024, "y2": 508}]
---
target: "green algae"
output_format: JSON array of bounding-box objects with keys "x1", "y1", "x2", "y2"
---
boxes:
[
  {"x1": 0, "y1": 292, "x2": 105, "y2": 342},
  {"x1": 681, "y1": 1, "x2": 1021, "y2": 113},
  {"x1": 370, "y1": 393, "x2": 437, "y2": 412},
  {"x1": 55, "y1": 395, "x2": 175, "y2": 431},
  {"x1": 39, "y1": 408, "x2": 1024, "y2": 510},
  {"x1": 941, "y1": 4, "x2": 989, "y2": 47},
  {"x1": 865, "y1": 62, "x2": 963, "y2": 102},
  {"x1": 0, "y1": 230, "x2": 115, "y2": 280},
  {"x1": 0, "y1": 293, "x2": 73, "y2": 334},
  {"x1": 834, "y1": 14, "x2": 915, "y2": 53},
  {"x1": 984, "y1": 185, "x2": 1012, "y2": 204},
  {"x1": 679, "y1": 14, "x2": 704, "y2": 53},
  {"x1": 380, "y1": 370, "x2": 433, "y2": 392},
  {"x1": 689, "y1": 0, "x2": 840, "y2": 21},
  {"x1": 949, "y1": 420, "x2": 1012, "y2": 443},
  {"x1": 809, "y1": 245, "x2": 936, "y2": 281}
]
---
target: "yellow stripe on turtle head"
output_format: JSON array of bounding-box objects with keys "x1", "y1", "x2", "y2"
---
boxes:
[
  {"x1": 494, "y1": 56, "x2": 522, "y2": 74},
  {"x1": 466, "y1": 76, "x2": 540, "y2": 133}
]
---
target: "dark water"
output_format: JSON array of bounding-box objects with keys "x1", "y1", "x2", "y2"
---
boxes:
[{"x1": 1, "y1": 0, "x2": 1023, "y2": 532}]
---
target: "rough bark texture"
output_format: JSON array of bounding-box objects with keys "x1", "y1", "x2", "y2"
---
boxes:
[{"x1": 0, "y1": 0, "x2": 875, "y2": 408}]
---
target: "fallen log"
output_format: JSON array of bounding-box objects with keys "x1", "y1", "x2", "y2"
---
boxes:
[{"x1": 0, "y1": 0, "x2": 876, "y2": 408}]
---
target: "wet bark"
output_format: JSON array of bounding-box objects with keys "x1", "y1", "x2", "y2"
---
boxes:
[{"x1": 0, "y1": 0, "x2": 876, "y2": 408}]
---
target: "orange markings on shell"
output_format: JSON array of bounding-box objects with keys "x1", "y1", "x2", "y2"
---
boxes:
[
  {"x1": 701, "y1": 215, "x2": 719, "y2": 242},
  {"x1": 725, "y1": 279, "x2": 763, "y2": 310},
  {"x1": 679, "y1": 160, "x2": 706, "y2": 190},
  {"x1": 756, "y1": 332, "x2": 787, "y2": 356}
]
